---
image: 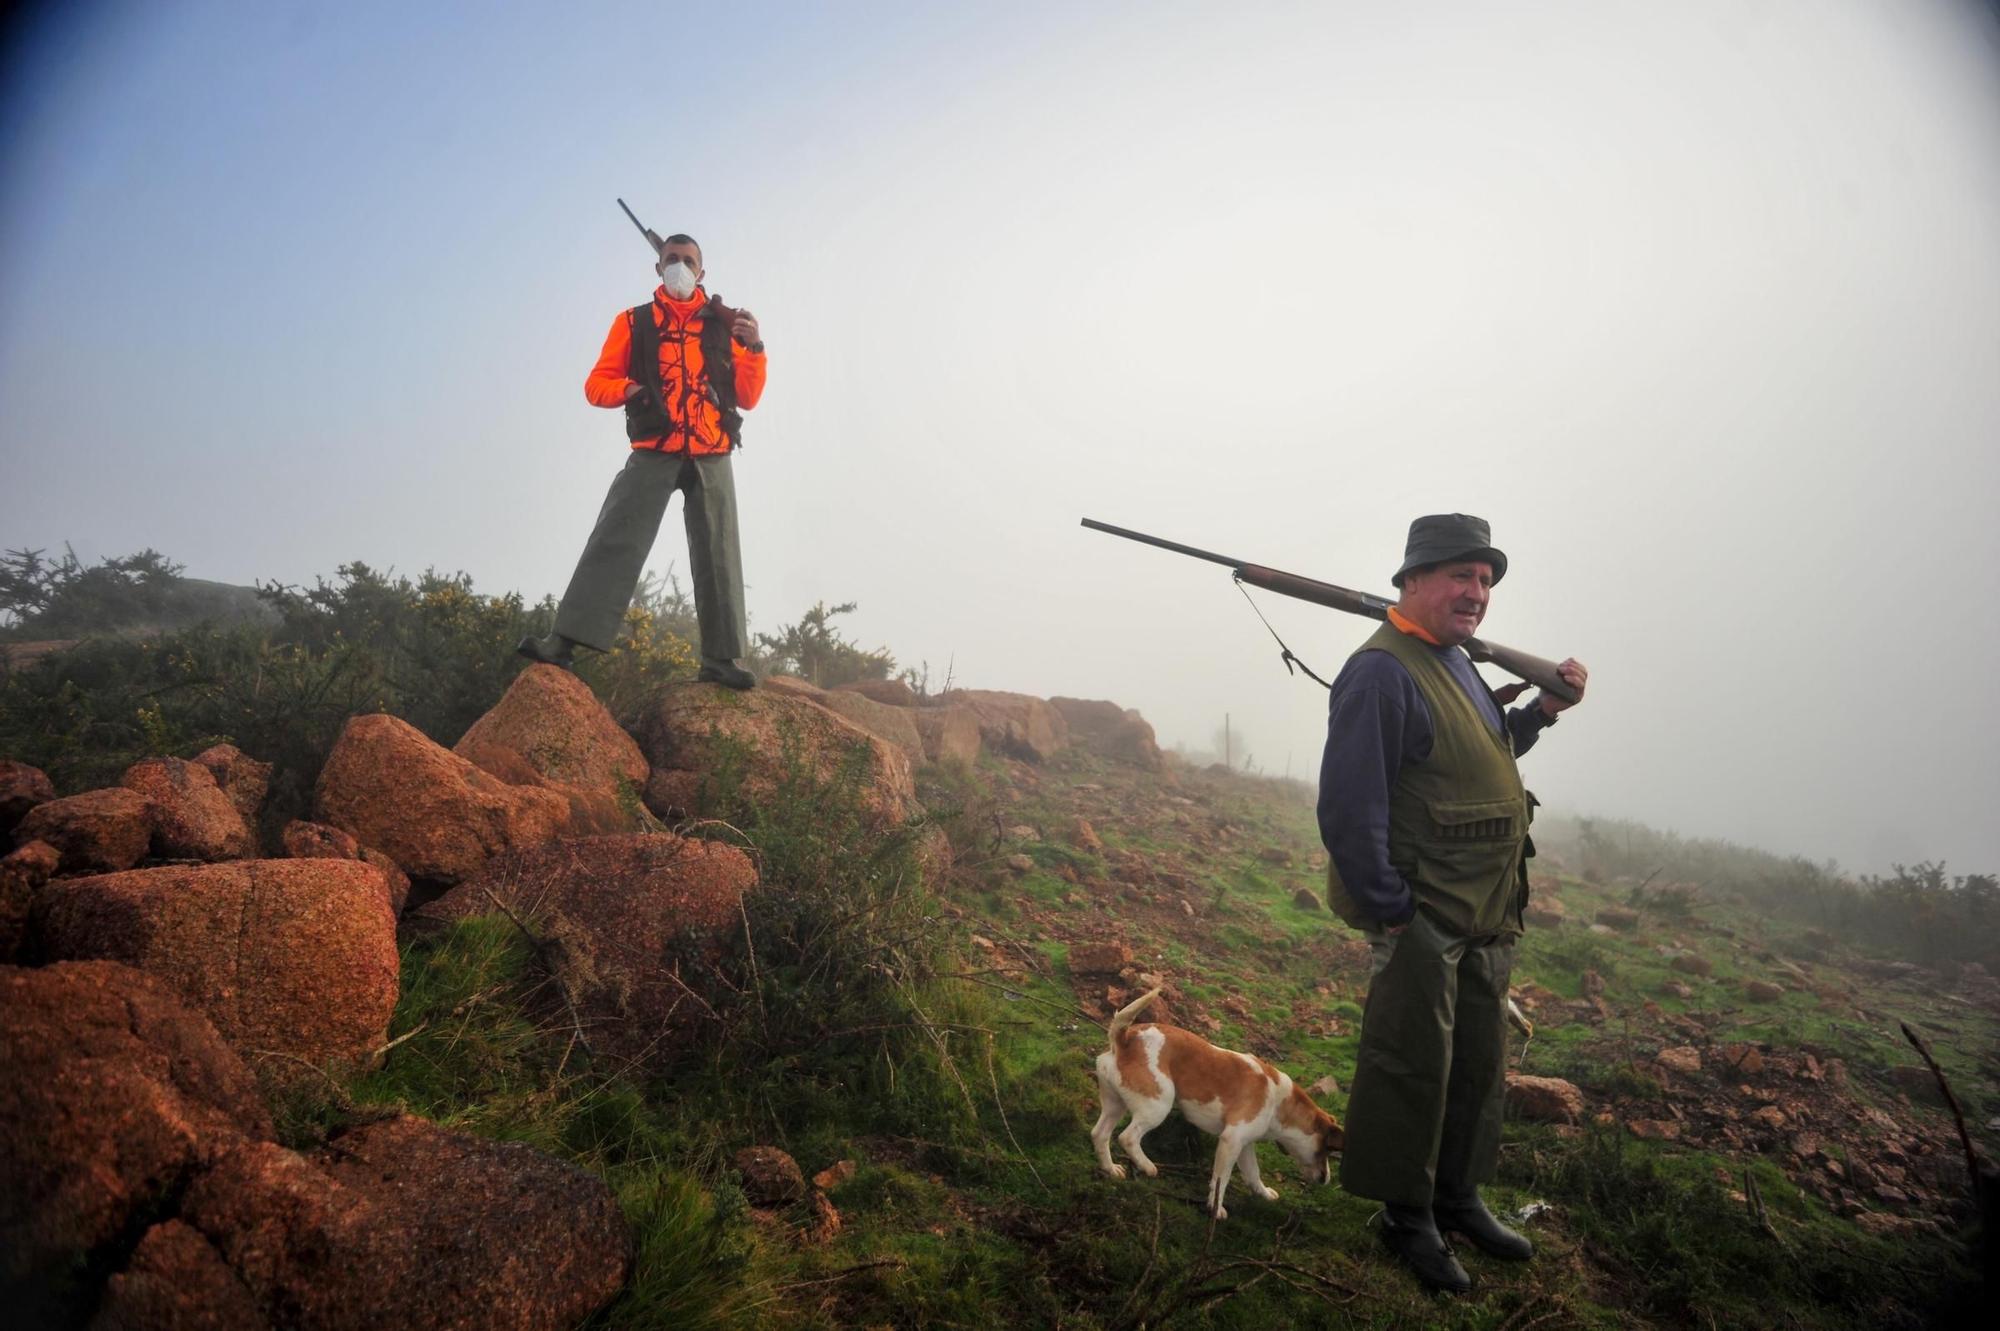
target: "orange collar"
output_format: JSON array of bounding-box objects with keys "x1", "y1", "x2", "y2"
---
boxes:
[
  {"x1": 653, "y1": 286, "x2": 708, "y2": 317},
  {"x1": 1387, "y1": 606, "x2": 1444, "y2": 646}
]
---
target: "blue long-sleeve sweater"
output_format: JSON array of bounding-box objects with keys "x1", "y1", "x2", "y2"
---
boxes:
[{"x1": 1315, "y1": 640, "x2": 1553, "y2": 927}]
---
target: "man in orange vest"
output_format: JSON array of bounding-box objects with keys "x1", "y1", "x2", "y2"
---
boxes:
[{"x1": 519, "y1": 232, "x2": 768, "y2": 687}]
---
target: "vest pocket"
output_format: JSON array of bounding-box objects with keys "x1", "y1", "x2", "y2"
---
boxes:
[
  {"x1": 1411, "y1": 796, "x2": 1527, "y2": 936},
  {"x1": 1425, "y1": 796, "x2": 1521, "y2": 842}
]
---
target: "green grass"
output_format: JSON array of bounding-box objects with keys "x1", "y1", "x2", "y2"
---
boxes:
[{"x1": 276, "y1": 747, "x2": 1992, "y2": 1329}]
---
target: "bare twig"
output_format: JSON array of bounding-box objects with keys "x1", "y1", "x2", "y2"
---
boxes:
[
  {"x1": 772, "y1": 1257, "x2": 910, "y2": 1292},
  {"x1": 368, "y1": 1020, "x2": 429, "y2": 1059},
  {"x1": 1743, "y1": 1169, "x2": 1791, "y2": 1249},
  {"x1": 983, "y1": 1034, "x2": 1047, "y2": 1192},
  {"x1": 1899, "y1": 1019, "x2": 1984, "y2": 1198}
]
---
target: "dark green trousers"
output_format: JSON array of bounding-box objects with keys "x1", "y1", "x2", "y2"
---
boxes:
[
  {"x1": 1340, "y1": 908, "x2": 1515, "y2": 1206},
  {"x1": 553, "y1": 449, "x2": 748, "y2": 660}
]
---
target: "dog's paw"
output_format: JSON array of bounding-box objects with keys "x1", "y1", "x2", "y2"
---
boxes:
[
  {"x1": 1101, "y1": 1163, "x2": 1127, "y2": 1180},
  {"x1": 1210, "y1": 1204, "x2": 1230, "y2": 1221},
  {"x1": 1137, "y1": 1160, "x2": 1159, "y2": 1178},
  {"x1": 1259, "y1": 1186, "x2": 1280, "y2": 1202}
]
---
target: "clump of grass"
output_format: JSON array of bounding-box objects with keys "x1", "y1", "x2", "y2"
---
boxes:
[{"x1": 1505, "y1": 1126, "x2": 1976, "y2": 1328}]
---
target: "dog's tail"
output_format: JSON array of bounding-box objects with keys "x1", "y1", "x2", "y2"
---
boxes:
[{"x1": 1107, "y1": 987, "x2": 1162, "y2": 1047}]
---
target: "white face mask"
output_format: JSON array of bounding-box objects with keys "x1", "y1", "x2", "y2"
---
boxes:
[{"x1": 658, "y1": 260, "x2": 698, "y2": 299}]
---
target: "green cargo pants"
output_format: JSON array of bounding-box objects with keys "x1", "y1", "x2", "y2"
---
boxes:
[
  {"x1": 1339, "y1": 907, "x2": 1515, "y2": 1206},
  {"x1": 553, "y1": 449, "x2": 748, "y2": 661}
]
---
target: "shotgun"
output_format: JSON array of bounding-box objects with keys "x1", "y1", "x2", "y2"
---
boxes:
[
  {"x1": 617, "y1": 198, "x2": 664, "y2": 256},
  {"x1": 1081, "y1": 517, "x2": 1581, "y2": 704}
]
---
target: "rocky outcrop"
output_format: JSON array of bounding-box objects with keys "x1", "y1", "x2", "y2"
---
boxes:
[
  {"x1": 315, "y1": 714, "x2": 568, "y2": 884},
  {"x1": 418, "y1": 833, "x2": 757, "y2": 1065},
  {"x1": 1050, "y1": 697, "x2": 1164, "y2": 771},
  {"x1": 454, "y1": 664, "x2": 650, "y2": 835},
  {"x1": 940, "y1": 689, "x2": 1069, "y2": 763},
  {"x1": 122, "y1": 757, "x2": 256, "y2": 861},
  {"x1": 0, "y1": 840, "x2": 59, "y2": 962},
  {"x1": 169, "y1": 1115, "x2": 630, "y2": 1331},
  {"x1": 912, "y1": 703, "x2": 982, "y2": 767},
  {"x1": 837, "y1": 678, "x2": 920, "y2": 707},
  {"x1": 1, "y1": 961, "x2": 273, "y2": 1326},
  {"x1": 280, "y1": 820, "x2": 412, "y2": 915},
  {"x1": 193, "y1": 744, "x2": 272, "y2": 828},
  {"x1": 90, "y1": 1219, "x2": 266, "y2": 1330},
  {"x1": 633, "y1": 682, "x2": 919, "y2": 830},
  {"x1": 35, "y1": 860, "x2": 399, "y2": 1084},
  {"x1": 16, "y1": 787, "x2": 155, "y2": 874},
  {"x1": 764, "y1": 674, "x2": 927, "y2": 768},
  {"x1": 0, "y1": 758, "x2": 57, "y2": 837},
  {"x1": 1505, "y1": 1073, "x2": 1585, "y2": 1124}
]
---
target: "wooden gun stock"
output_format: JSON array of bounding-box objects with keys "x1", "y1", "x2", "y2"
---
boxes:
[{"x1": 1083, "y1": 518, "x2": 1581, "y2": 704}]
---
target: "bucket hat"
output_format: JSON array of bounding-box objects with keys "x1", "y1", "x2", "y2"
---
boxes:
[{"x1": 1391, "y1": 513, "x2": 1508, "y2": 587}]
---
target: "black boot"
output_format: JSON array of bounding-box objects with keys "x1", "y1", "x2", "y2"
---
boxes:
[
  {"x1": 516, "y1": 633, "x2": 577, "y2": 669},
  {"x1": 1375, "y1": 1205, "x2": 1471, "y2": 1293},
  {"x1": 696, "y1": 658, "x2": 755, "y2": 690},
  {"x1": 1434, "y1": 1190, "x2": 1534, "y2": 1261}
]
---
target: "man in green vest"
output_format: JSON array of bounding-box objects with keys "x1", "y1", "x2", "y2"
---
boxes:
[{"x1": 1317, "y1": 513, "x2": 1587, "y2": 1292}]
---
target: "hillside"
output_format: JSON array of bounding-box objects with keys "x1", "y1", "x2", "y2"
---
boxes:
[{"x1": 2, "y1": 668, "x2": 1991, "y2": 1330}]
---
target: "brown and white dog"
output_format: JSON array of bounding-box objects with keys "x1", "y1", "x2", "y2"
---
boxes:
[{"x1": 1091, "y1": 989, "x2": 1344, "y2": 1218}]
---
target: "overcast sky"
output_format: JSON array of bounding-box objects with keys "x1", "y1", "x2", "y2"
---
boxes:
[{"x1": 4, "y1": 0, "x2": 1998, "y2": 878}]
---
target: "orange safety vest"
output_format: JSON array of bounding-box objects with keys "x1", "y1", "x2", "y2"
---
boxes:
[{"x1": 584, "y1": 287, "x2": 767, "y2": 455}]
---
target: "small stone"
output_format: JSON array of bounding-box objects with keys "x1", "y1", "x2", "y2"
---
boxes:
[
  {"x1": 1745, "y1": 979, "x2": 1785, "y2": 1002},
  {"x1": 1597, "y1": 905, "x2": 1640, "y2": 932},
  {"x1": 812, "y1": 1159, "x2": 857, "y2": 1191},
  {"x1": 1627, "y1": 1119, "x2": 1680, "y2": 1141},
  {"x1": 796, "y1": 1190, "x2": 841, "y2": 1247},
  {"x1": 1670, "y1": 953, "x2": 1713, "y2": 977},
  {"x1": 1292, "y1": 887, "x2": 1322, "y2": 911},
  {"x1": 1005, "y1": 853, "x2": 1035, "y2": 875},
  {"x1": 735, "y1": 1147, "x2": 806, "y2": 1206},
  {"x1": 1258, "y1": 846, "x2": 1292, "y2": 866},
  {"x1": 1505, "y1": 1074, "x2": 1586, "y2": 1124},
  {"x1": 1069, "y1": 941, "x2": 1134, "y2": 976},
  {"x1": 1721, "y1": 1043, "x2": 1766, "y2": 1076},
  {"x1": 1660, "y1": 980, "x2": 1694, "y2": 1000},
  {"x1": 1656, "y1": 1046, "x2": 1701, "y2": 1076},
  {"x1": 1751, "y1": 1105, "x2": 1788, "y2": 1130}
]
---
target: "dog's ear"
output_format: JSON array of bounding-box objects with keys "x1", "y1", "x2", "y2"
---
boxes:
[{"x1": 1323, "y1": 1120, "x2": 1346, "y2": 1153}]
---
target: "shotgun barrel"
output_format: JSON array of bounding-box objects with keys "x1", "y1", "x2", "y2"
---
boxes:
[
  {"x1": 1080, "y1": 517, "x2": 1580, "y2": 704},
  {"x1": 617, "y1": 197, "x2": 664, "y2": 255}
]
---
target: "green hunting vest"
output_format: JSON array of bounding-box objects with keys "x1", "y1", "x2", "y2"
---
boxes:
[{"x1": 1328, "y1": 622, "x2": 1532, "y2": 938}]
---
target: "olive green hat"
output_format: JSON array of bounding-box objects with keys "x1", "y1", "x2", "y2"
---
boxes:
[{"x1": 1391, "y1": 513, "x2": 1508, "y2": 588}]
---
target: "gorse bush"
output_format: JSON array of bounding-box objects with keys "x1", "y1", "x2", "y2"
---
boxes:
[
  {"x1": 752, "y1": 599, "x2": 894, "y2": 688},
  {"x1": 0, "y1": 553, "x2": 697, "y2": 826},
  {"x1": 1543, "y1": 813, "x2": 2000, "y2": 973}
]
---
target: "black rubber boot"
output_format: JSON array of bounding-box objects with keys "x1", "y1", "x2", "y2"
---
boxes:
[
  {"x1": 516, "y1": 633, "x2": 577, "y2": 669},
  {"x1": 1434, "y1": 1191, "x2": 1534, "y2": 1261},
  {"x1": 696, "y1": 658, "x2": 755, "y2": 690},
  {"x1": 1376, "y1": 1205, "x2": 1471, "y2": 1293}
]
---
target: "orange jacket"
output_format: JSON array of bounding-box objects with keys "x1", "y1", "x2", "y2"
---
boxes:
[{"x1": 584, "y1": 286, "x2": 768, "y2": 455}]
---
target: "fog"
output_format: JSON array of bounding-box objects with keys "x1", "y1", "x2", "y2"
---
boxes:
[{"x1": 4, "y1": 0, "x2": 1997, "y2": 876}]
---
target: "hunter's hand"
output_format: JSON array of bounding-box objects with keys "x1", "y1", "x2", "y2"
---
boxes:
[
  {"x1": 1537, "y1": 658, "x2": 1588, "y2": 717},
  {"x1": 731, "y1": 310, "x2": 762, "y2": 348}
]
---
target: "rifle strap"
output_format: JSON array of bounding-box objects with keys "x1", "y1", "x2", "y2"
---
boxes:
[{"x1": 1234, "y1": 575, "x2": 1333, "y2": 691}]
